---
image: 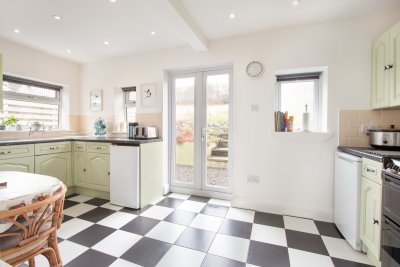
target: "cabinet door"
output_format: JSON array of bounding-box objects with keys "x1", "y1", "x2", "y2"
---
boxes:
[
  {"x1": 371, "y1": 31, "x2": 390, "y2": 109},
  {"x1": 35, "y1": 152, "x2": 72, "y2": 186},
  {"x1": 0, "y1": 54, "x2": 3, "y2": 110},
  {"x1": 86, "y1": 153, "x2": 110, "y2": 192},
  {"x1": 0, "y1": 157, "x2": 34, "y2": 173},
  {"x1": 73, "y1": 152, "x2": 86, "y2": 187},
  {"x1": 390, "y1": 22, "x2": 400, "y2": 106},
  {"x1": 360, "y1": 176, "x2": 381, "y2": 259}
]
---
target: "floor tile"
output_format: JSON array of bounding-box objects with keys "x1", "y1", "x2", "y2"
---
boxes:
[
  {"x1": 150, "y1": 196, "x2": 166, "y2": 205},
  {"x1": 209, "y1": 233, "x2": 250, "y2": 262},
  {"x1": 109, "y1": 259, "x2": 142, "y2": 267},
  {"x1": 58, "y1": 240, "x2": 89, "y2": 265},
  {"x1": 175, "y1": 227, "x2": 215, "y2": 252},
  {"x1": 120, "y1": 216, "x2": 160, "y2": 235},
  {"x1": 168, "y1": 193, "x2": 191, "y2": 200},
  {"x1": 286, "y1": 229, "x2": 329, "y2": 256},
  {"x1": 247, "y1": 240, "x2": 290, "y2": 267},
  {"x1": 68, "y1": 224, "x2": 116, "y2": 247},
  {"x1": 145, "y1": 221, "x2": 186, "y2": 243},
  {"x1": 58, "y1": 218, "x2": 94, "y2": 239},
  {"x1": 62, "y1": 215, "x2": 74, "y2": 223},
  {"x1": 92, "y1": 230, "x2": 142, "y2": 257},
  {"x1": 201, "y1": 254, "x2": 245, "y2": 267},
  {"x1": 65, "y1": 249, "x2": 117, "y2": 267},
  {"x1": 85, "y1": 197, "x2": 110, "y2": 206},
  {"x1": 156, "y1": 245, "x2": 205, "y2": 267},
  {"x1": 78, "y1": 207, "x2": 116, "y2": 222},
  {"x1": 156, "y1": 197, "x2": 184, "y2": 209},
  {"x1": 190, "y1": 214, "x2": 224, "y2": 232},
  {"x1": 97, "y1": 211, "x2": 137, "y2": 229},
  {"x1": 284, "y1": 216, "x2": 319, "y2": 235},
  {"x1": 251, "y1": 223, "x2": 287, "y2": 247},
  {"x1": 331, "y1": 257, "x2": 374, "y2": 267},
  {"x1": 120, "y1": 205, "x2": 151, "y2": 215},
  {"x1": 288, "y1": 248, "x2": 334, "y2": 267},
  {"x1": 208, "y1": 198, "x2": 231, "y2": 207},
  {"x1": 164, "y1": 209, "x2": 197, "y2": 226},
  {"x1": 226, "y1": 207, "x2": 255, "y2": 223},
  {"x1": 101, "y1": 202, "x2": 124, "y2": 211},
  {"x1": 67, "y1": 195, "x2": 94, "y2": 203},
  {"x1": 63, "y1": 200, "x2": 79, "y2": 209},
  {"x1": 63, "y1": 203, "x2": 97, "y2": 217},
  {"x1": 200, "y1": 204, "x2": 229, "y2": 217},
  {"x1": 140, "y1": 205, "x2": 174, "y2": 220},
  {"x1": 315, "y1": 221, "x2": 344, "y2": 239},
  {"x1": 178, "y1": 200, "x2": 207, "y2": 213},
  {"x1": 254, "y1": 212, "x2": 284, "y2": 228},
  {"x1": 66, "y1": 193, "x2": 79, "y2": 199},
  {"x1": 322, "y1": 236, "x2": 371, "y2": 265},
  {"x1": 188, "y1": 195, "x2": 211, "y2": 203},
  {"x1": 121, "y1": 237, "x2": 172, "y2": 267},
  {"x1": 219, "y1": 218, "x2": 253, "y2": 239}
]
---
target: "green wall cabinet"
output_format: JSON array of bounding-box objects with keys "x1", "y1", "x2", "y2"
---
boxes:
[
  {"x1": 86, "y1": 152, "x2": 110, "y2": 192},
  {"x1": 35, "y1": 152, "x2": 72, "y2": 186}
]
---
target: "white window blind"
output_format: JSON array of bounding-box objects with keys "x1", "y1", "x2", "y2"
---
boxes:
[{"x1": 122, "y1": 86, "x2": 137, "y2": 123}]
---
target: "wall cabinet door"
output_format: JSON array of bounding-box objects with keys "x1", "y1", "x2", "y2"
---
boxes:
[
  {"x1": 360, "y1": 176, "x2": 381, "y2": 260},
  {"x1": 390, "y1": 22, "x2": 400, "y2": 106},
  {"x1": 86, "y1": 152, "x2": 110, "y2": 192},
  {"x1": 371, "y1": 31, "x2": 390, "y2": 109},
  {"x1": 0, "y1": 157, "x2": 34, "y2": 173},
  {"x1": 73, "y1": 152, "x2": 86, "y2": 187},
  {"x1": 35, "y1": 152, "x2": 72, "y2": 186}
]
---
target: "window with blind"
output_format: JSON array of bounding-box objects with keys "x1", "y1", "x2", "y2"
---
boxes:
[
  {"x1": 276, "y1": 72, "x2": 323, "y2": 132},
  {"x1": 122, "y1": 86, "x2": 137, "y2": 123},
  {"x1": 2, "y1": 75, "x2": 62, "y2": 129}
]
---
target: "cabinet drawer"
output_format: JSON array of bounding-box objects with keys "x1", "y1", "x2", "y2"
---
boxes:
[
  {"x1": 73, "y1": 141, "x2": 86, "y2": 152},
  {"x1": 0, "y1": 144, "x2": 34, "y2": 159},
  {"x1": 35, "y1": 141, "x2": 71, "y2": 155},
  {"x1": 87, "y1": 142, "x2": 110, "y2": 154},
  {"x1": 362, "y1": 157, "x2": 383, "y2": 184}
]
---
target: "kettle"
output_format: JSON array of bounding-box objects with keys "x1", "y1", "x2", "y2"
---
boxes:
[{"x1": 128, "y1": 122, "x2": 139, "y2": 139}]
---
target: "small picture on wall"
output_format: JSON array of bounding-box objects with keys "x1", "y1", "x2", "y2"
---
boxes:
[
  {"x1": 90, "y1": 90, "x2": 103, "y2": 111},
  {"x1": 141, "y1": 83, "x2": 156, "y2": 107}
]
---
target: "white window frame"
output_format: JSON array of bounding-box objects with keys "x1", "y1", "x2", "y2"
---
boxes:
[
  {"x1": 123, "y1": 87, "x2": 136, "y2": 123},
  {"x1": 275, "y1": 69, "x2": 327, "y2": 132}
]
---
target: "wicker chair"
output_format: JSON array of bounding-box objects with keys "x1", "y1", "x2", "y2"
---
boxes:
[{"x1": 0, "y1": 184, "x2": 67, "y2": 267}]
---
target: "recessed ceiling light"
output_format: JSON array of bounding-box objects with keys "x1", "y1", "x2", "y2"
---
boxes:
[
  {"x1": 13, "y1": 28, "x2": 20, "y2": 34},
  {"x1": 53, "y1": 15, "x2": 61, "y2": 20},
  {"x1": 104, "y1": 41, "x2": 110, "y2": 45},
  {"x1": 150, "y1": 31, "x2": 156, "y2": 36},
  {"x1": 292, "y1": 0, "x2": 300, "y2": 7},
  {"x1": 66, "y1": 49, "x2": 71, "y2": 53},
  {"x1": 229, "y1": 13, "x2": 236, "y2": 19}
]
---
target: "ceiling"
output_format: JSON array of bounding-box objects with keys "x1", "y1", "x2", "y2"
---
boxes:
[{"x1": 0, "y1": 0, "x2": 398, "y2": 63}]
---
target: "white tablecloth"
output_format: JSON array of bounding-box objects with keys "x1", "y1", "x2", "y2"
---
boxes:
[{"x1": 0, "y1": 171, "x2": 64, "y2": 233}]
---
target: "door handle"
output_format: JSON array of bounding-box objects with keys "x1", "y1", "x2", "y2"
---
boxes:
[
  {"x1": 201, "y1": 128, "x2": 206, "y2": 142},
  {"x1": 373, "y1": 218, "x2": 379, "y2": 225}
]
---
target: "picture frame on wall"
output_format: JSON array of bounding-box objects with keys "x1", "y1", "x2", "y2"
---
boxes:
[
  {"x1": 90, "y1": 90, "x2": 102, "y2": 111},
  {"x1": 141, "y1": 83, "x2": 156, "y2": 107}
]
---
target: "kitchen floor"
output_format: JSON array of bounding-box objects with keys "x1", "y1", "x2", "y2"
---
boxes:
[{"x1": 20, "y1": 193, "x2": 371, "y2": 267}]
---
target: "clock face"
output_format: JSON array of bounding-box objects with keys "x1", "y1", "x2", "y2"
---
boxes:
[{"x1": 246, "y1": 61, "x2": 264, "y2": 78}]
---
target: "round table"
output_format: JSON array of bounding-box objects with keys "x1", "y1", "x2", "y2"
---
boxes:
[{"x1": 0, "y1": 171, "x2": 64, "y2": 233}]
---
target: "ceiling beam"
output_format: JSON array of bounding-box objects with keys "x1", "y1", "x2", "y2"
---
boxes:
[{"x1": 147, "y1": 0, "x2": 208, "y2": 51}]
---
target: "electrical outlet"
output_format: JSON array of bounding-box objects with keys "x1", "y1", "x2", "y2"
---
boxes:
[
  {"x1": 251, "y1": 104, "x2": 259, "y2": 112},
  {"x1": 247, "y1": 175, "x2": 260, "y2": 183}
]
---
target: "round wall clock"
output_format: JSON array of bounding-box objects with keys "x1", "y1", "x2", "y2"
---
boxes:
[{"x1": 246, "y1": 61, "x2": 264, "y2": 78}]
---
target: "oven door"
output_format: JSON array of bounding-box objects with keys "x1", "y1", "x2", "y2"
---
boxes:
[
  {"x1": 383, "y1": 173, "x2": 400, "y2": 225},
  {"x1": 382, "y1": 217, "x2": 400, "y2": 267}
]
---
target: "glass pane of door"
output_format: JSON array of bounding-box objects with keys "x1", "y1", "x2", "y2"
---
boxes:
[
  {"x1": 174, "y1": 77, "x2": 196, "y2": 186},
  {"x1": 204, "y1": 73, "x2": 230, "y2": 190}
]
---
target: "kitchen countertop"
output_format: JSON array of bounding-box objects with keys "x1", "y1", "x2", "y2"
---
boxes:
[
  {"x1": 0, "y1": 136, "x2": 162, "y2": 146},
  {"x1": 338, "y1": 146, "x2": 400, "y2": 162}
]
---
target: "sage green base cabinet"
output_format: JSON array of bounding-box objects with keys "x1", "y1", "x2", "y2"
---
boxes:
[
  {"x1": 35, "y1": 152, "x2": 72, "y2": 187},
  {"x1": 0, "y1": 157, "x2": 34, "y2": 173},
  {"x1": 86, "y1": 152, "x2": 110, "y2": 192},
  {"x1": 73, "y1": 152, "x2": 87, "y2": 187}
]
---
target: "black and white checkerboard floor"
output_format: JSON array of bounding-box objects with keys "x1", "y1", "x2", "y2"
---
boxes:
[{"x1": 20, "y1": 193, "x2": 373, "y2": 267}]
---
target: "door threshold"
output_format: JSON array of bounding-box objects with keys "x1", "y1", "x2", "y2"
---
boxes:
[{"x1": 169, "y1": 186, "x2": 232, "y2": 200}]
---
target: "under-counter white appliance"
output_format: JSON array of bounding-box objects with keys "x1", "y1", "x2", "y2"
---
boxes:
[
  {"x1": 110, "y1": 145, "x2": 140, "y2": 209},
  {"x1": 334, "y1": 151, "x2": 362, "y2": 250}
]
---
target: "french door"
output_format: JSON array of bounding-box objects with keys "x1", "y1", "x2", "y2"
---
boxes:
[{"x1": 170, "y1": 68, "x2": 232, "y2": 193}]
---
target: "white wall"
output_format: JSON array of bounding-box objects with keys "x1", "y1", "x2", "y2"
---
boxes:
[
  {"x1": 0, "y1": 38, "x2": 81, "y2": 129},
  {"x1": 81, "y1": 10, "x2": 399, "y2": 221}
]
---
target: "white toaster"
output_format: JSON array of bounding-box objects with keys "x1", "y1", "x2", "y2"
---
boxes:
[{"x1": 134, "y1": 126, "x2": 158, "y2": 139}]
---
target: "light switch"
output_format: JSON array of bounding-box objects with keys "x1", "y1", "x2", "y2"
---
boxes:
[{"x1": 251, "y1": 104, "x2": 259, "y2": 112}]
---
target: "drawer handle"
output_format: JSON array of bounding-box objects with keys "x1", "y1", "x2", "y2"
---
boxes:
[
  {"x1": 77, "y1": 145, "x2": 83, "y2": 149},
  {"x1": 49, "y1": 147, "x2": 55, "y2": 150},
  {"x1": 373, "y1": 218, "x2": 379, "y2": 225},
  {"x1": 0, "y1": 152, "x2": 4, "y2": 155},
  {"x1": 96, "y1": 147, "x2": 102, "y2": 150},
  {"x1": 7, "y1": 151, "x2": 11, "y2": 154},
  {"x1": 366, "y1": 167, "x2": 376, "y2": 174}
]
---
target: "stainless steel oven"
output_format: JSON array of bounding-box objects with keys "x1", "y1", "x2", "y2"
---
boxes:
[{"x1": 381, "y1": 217, "x2": 400, "y2": 266}]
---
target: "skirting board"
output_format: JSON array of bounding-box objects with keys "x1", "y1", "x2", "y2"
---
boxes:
[
  {"x1": 70, "y1": 186, "x2": 110, "y2": 200},
  {"x1": 232, "y1": 196, "x2": 333, "y2": 222},
  {"x1": 169, "y1": 186, "x2": 233, "y2": 200}
]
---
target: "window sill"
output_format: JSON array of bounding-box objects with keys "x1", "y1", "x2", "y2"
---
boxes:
[
  {"x1": 270, "y1": 131, "x2": 333, "y2": 143},
  {"x1": 0, "y1": 129, "x2": 74, "y2": 133},
  {"x1": 111, "y1": 131, "x2": 128, "y2": 134}
]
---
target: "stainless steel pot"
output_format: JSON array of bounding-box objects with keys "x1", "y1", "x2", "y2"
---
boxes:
[{"x1": 369, "y1": 129, "x2": 400, "y2": 148}]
